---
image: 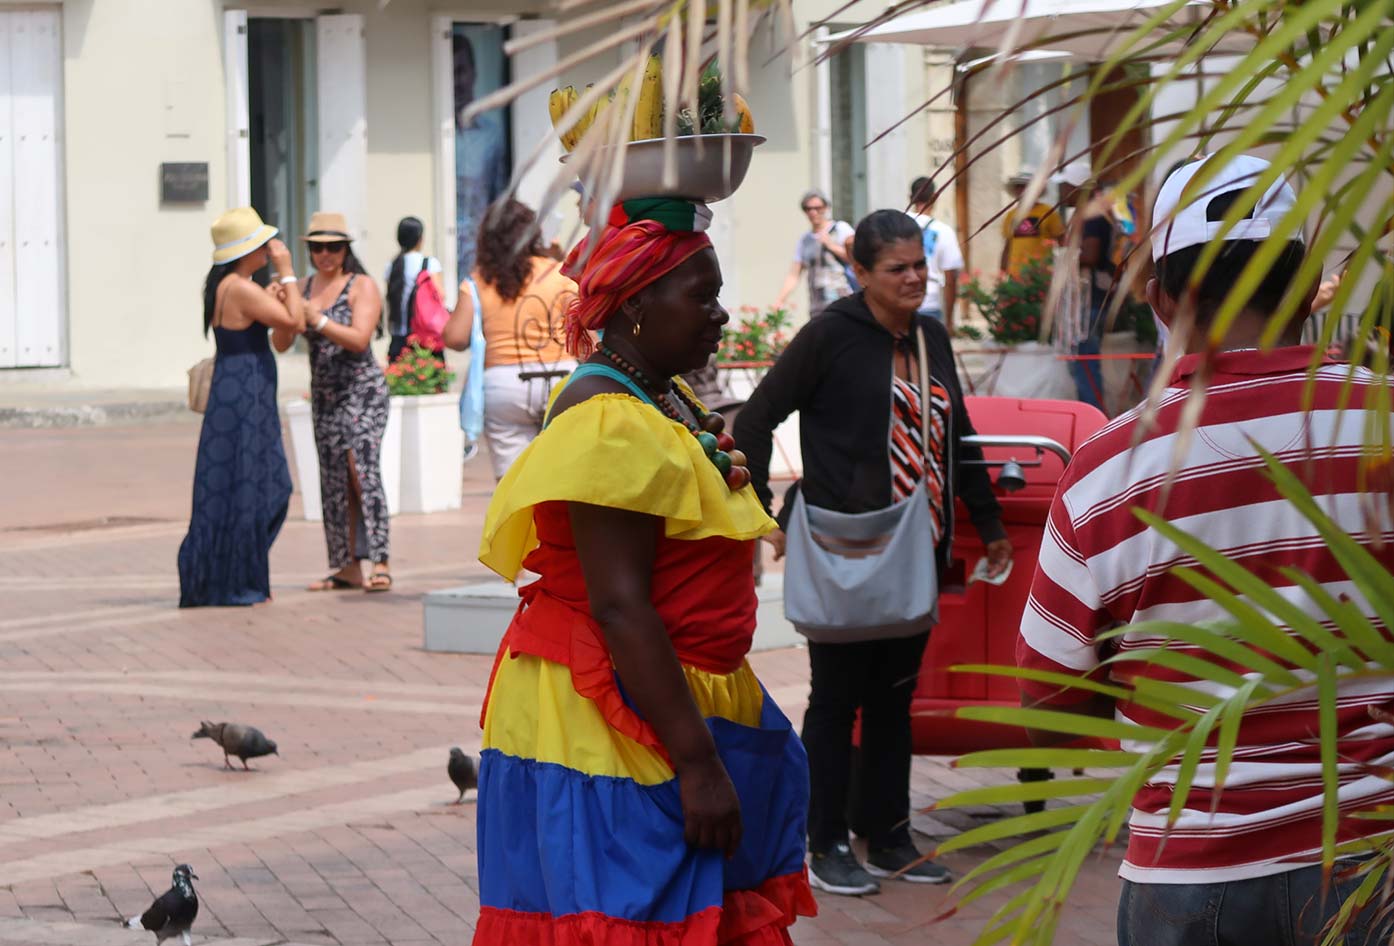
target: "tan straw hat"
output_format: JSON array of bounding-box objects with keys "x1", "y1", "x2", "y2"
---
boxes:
[
  {"x1": 210, "y1": 207, "x2": 278, "y2": 264},
  {"x1": 302, "y1": 211, "x2": 353, "y2": 243}
]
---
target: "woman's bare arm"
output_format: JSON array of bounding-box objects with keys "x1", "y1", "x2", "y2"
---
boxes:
[
  {"x1": 441, "y1": 279, "x2": 477, "y2": 352},
  {"x1": 314, "y1": 276, "x2": 381, "y2": 354},
  {"x1": 569, "y1": 501, "x2": 743, "y2": 856}
]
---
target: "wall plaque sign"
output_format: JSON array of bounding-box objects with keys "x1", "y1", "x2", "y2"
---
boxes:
[{"x1": 160, "y1": 162, "x2": 209, "y2": 203}]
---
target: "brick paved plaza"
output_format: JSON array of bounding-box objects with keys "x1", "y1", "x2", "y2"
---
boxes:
[{"x1": 0, "y1": 418, "x2": 1122, "y2": 946}]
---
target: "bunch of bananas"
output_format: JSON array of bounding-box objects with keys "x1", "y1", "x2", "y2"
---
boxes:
[{"x1": 548, "y1": 56, "x2": 754, "y2": 152}]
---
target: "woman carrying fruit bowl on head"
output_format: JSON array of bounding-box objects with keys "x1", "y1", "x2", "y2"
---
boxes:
[{"x1": 470, "y1": 196, "x2": 816, "y2": 945}]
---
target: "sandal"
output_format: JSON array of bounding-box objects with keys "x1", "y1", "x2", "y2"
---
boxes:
[
  {"x1": 365, "y1": 572, "x2": 393, "y2": 593},
  {"x1": 308, "y1": 575, "x2": 359, "y2": 592}
]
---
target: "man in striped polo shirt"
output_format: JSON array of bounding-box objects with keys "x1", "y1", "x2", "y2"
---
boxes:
[{"x1": 1017, "y1": 154, "x2": 1394, "y2": 945}]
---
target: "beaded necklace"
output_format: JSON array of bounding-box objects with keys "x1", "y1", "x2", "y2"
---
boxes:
[{"x1": 598, "y1": 344, "x2": 752, "y2": 491}]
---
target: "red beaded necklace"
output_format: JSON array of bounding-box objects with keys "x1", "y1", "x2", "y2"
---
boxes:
[{"x1": 598, "y1": 345, "x2": 751, "y2": 491}]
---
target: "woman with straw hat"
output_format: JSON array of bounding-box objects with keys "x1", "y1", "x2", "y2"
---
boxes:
[
  {"x1": 273, "y1": 211, "x2": 393, "y2": 593},
  {"x1": 177, "y1": 208, "x2": 303, "y2": 607}
]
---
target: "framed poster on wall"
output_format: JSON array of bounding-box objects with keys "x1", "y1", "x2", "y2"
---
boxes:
[{"x1": 452, "y1": 23, "x2": 511, "y2": 275}]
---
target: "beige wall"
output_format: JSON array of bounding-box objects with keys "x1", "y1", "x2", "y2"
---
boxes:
[
  {"x1": 37, "y1": 0, "x2": 933, "y2": 387},
  {"x1": 55, "y1": 0, "x2": 226, "y2": 387}
]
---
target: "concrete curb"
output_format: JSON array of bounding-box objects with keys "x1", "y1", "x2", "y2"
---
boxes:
[{"x1": 0, "y1": 401, "x2": 192, "y2": 429}]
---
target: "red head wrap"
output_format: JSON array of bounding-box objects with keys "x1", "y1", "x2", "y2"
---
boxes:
[{"x1": 561, "y1": 200, "x2": 712, "y2": 357}]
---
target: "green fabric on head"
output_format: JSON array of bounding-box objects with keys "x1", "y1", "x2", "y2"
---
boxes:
[{"x1": 619, "y1": 198, "x2": 713, "y2": 233}]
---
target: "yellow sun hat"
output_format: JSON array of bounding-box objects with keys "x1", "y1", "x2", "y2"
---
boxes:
[
  {"x1": 302, "y1": 211, "x2": 354, "y2": 243},
  {"x1": 210, "y1": 207, "x2": 278, "y2": 264}
]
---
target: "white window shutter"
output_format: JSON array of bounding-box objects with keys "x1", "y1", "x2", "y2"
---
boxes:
[
  {"x1": 317, "y1": 14, "x2": 368, "y2": 240},
  {"x1": 223, "y1": 9, "x2": 250, "y2": 209},
  {"x1": 7, "y1": 8, "x2": 64, "y2": 368},
  {"x1": 0, "y1": 12, "x2": 16, "y2": 369}
]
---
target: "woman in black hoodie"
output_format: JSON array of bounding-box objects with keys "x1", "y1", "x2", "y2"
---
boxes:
[{"x1": 735, "y1": 210, "x2": 1012, "y2": 896}]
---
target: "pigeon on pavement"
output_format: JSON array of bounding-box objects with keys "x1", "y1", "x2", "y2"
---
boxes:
[
  {"x1": 191, "y1": 721, "x2": 278, "y2": 770},
  {"x1": 449, "y1": 747, "x2": 478, "y2": 803},
  {"x1": 125, "y1": 863, "x2": 198, "y2": 945}
]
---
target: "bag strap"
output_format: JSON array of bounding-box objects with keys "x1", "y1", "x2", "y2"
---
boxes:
[
  {"x1": 567, "y1": 362, "x2": 653, "y2": 403},
  {"x1": 917, "y1": 317, "x2": 954, "y2": 548},
  {"x1": 914, "y1": 322, "x2": 932, "y2": 463},
  {"x1": 542, "y1": 361, "x2": 654, "y2": 428}
]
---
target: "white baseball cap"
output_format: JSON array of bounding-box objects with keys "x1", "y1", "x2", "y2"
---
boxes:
[
  {"x1": 1052, "y1": 161, "x2": 1091, "y2": 189},
  {"x1": 1151, "y1": 154, "x2": 1300, "y2": 261}
]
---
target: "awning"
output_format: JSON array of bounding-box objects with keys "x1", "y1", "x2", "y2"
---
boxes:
[{"x1": 833, "y1": 0, "x2": 1250, "y2": 61}]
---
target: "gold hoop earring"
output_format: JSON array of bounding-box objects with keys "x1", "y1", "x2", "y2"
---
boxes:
[{"x1": 633, "y1": 318, "x2": 643, "y2": 338}]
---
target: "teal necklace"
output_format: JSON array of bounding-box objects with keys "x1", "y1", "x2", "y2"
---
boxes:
[{"x1": 598, "y1": 345, "x2": 751, "y2": 491}]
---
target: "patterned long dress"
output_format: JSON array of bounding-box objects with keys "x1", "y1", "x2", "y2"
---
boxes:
[
  {"x1": 177, "y1": 323, "x2": 293, "y2": 606},
  {"x1": 305, "y1": 274, "x2": 391, "y2": 568}
]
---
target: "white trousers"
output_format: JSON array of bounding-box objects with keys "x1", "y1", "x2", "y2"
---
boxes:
[{"x1": 482, "y1": 361, "x2": 576, "y2": 480}]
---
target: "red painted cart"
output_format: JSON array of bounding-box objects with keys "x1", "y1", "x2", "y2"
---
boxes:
[{"x1": 911, "y1": 395, "x2": 1108, "y2": 756}]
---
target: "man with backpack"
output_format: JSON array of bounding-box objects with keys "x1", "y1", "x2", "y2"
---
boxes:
[{"x1": 908, "y1": 177, "x2": 964, "y2": 324}]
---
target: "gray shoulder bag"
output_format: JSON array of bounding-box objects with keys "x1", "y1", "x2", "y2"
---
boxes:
[{"x1": 783, "y1": 325, "x2": 940, "y2": 643}]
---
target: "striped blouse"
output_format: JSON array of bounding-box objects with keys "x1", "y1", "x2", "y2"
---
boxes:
[{"x1": 890, "y1": 374, "x2": 950, "y2": 541}]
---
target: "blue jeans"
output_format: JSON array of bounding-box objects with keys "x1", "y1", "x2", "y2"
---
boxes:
[
  {"x1": 1070, "y1": 336, "x2": 1104, "y2": 411},
  {"x1": 918, "y1": 308, "x2": 944, "y2": 322},
  {"x1": 1118, "y1": 862, "x2": 1394, "y2": 946}
]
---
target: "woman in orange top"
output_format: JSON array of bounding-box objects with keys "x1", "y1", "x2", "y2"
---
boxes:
[{"x1": 443, "y1": 198, "x2": 577, "y2": 480}]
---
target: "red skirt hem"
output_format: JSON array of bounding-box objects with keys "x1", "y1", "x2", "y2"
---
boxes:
[{"x1": 473, "y1": 870, "x2": 817, "y2": 946}]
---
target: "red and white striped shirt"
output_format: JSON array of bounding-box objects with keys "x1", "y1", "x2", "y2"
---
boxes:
[{"x1": 1017, "y1": 346, "x2": 1394, "y2": 883}]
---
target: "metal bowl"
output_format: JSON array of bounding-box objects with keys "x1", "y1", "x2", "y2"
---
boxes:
[{"x1": 562, "y1": 134, "x2": 766, "y2": 204}]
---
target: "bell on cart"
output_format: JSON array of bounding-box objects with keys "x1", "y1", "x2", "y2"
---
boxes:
[{"x1": 996, "y1": 459, "x2": 1027, "y2": 493}]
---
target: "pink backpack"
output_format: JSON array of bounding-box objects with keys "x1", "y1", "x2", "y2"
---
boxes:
[{"x1": 408, "y1": 258, "x2": 449, "y2": 350}]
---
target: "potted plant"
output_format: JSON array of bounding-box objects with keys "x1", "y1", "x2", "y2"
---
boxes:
[
  {"x1": 386, "y1": 335, "x2": 463, "y2": 514},
  {"x1": 718, "y1": 306, "x2": 801, "y2": 478},
  {"x1": 957, "y1": 256, "x2": 1076, "y2": 400},
  {"x1": 719, "y1": 305, "x2": 792, "y2": 366}
]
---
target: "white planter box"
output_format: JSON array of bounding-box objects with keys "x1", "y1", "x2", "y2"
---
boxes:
[
  {"x1": 284, "y1": 398, "x2": 403, "y2": 522},
  {"x1": 396, "y1": 392, "x2": 464, "y2": 514},
  {"x1": 423, "y1": 573, "x2": 800, "y2": 654},
  {"x1": 956, "y1": 341, "x2": 1077, "y2": 401}
]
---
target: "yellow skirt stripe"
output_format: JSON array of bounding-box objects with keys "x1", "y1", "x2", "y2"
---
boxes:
[{"x1": 482, "y1": 651, "x2": 765, "y2": 786}]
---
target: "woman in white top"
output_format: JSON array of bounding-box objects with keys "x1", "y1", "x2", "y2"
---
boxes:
[{"x1": 384, "y1": 216, "x2": 444, "y2": 361}]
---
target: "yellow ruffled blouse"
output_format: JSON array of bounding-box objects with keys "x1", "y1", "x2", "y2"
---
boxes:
[{"x1": 479, "y1": 391, "x2": 775, "y2": 581}]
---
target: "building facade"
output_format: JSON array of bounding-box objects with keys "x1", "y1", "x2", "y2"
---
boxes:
[{"x1": 0, "y1": 0, "x2": 971, "y2": 389}]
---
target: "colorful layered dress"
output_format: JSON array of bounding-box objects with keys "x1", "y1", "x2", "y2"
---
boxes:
[{"x1": 473, "y1": 389, "x2": 816, "y2": 945}]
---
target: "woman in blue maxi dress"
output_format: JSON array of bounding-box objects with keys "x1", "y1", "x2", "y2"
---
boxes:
[{"x1": 178, "y1": 208, "x2": 306, "y2": 608}]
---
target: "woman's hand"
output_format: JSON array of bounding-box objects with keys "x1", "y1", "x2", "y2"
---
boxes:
[
  {"x1": 303, "y1": 306, "x2": 321, "y2": 332},
  {"x1": 677, "y1": 755, "x2": 743, "y2": 858},
  {"x1": 266, "y1": 238, "x2": 293, "y2": 276},
  {"x1": 264, "y1": 282, "x2": 288, "y2": 304},
  {"x1": 763, "y1": 528, "x2": 787, "y2": 561},
  {"x1": 1312, "y1": 272, "x2": 1342, "y2": 313},
  {"x1": 984, "y1": 537, "x2": 1013, "y2": 578}
]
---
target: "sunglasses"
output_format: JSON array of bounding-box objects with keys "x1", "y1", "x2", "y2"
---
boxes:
[
  {"x1": 310, "y1": 241, "x2": 348, "y2": 254},
  {"x1": 802, "y1": 204, "x2": 827, "y2": 213}
]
